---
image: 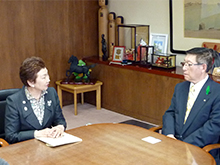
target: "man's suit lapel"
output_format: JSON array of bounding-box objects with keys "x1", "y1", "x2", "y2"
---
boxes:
[
  {"x1": 181, "y1": 78, "x2": 212, "y2": 134},
  {"x1": 179, "y1": 82, "x2": 190, "y2": 130}
]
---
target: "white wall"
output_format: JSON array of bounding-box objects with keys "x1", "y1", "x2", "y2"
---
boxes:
[
  {"x1": 108, "y1": 0, "x2": 169, "y2": 34},
  {"x1": 108, "y1": 0, "x2": 219, "y2": 66}
]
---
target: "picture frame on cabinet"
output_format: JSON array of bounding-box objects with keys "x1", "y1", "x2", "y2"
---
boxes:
[
  {"x1": 149, "y1": 33, "x2": 168, "y2": 54},
  {"x1": 112, "y1": 46, "x2": 125, "y2": 63}
]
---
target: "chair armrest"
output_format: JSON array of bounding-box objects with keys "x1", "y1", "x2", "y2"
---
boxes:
[
  {"x1": 149, "y1": 126, "x2": 162, "y2": 132},
  {"x1": 203, "y1": 144, "x2": 220, "y2": 153},
  {"x1": 0, "y1": 138, "x2": 9, "y2": 147}
]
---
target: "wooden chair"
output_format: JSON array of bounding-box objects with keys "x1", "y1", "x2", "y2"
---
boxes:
[
  {"x1": 203, "y1": 144, "x2": 220, "y2": 164},
  {"x1": 0, "y1": 138, "x2": 9, "y2": 147},
  {"x1": 202, "y1": 144, "x2": 220, "y2": 153},
  {"x1": 149, "y1": 125, "x2": 162, "y2": 132}
]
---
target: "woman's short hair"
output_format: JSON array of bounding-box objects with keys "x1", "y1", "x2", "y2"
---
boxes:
[{"x1": 19, "y1": 57, "x2": 45, "y2": 86}]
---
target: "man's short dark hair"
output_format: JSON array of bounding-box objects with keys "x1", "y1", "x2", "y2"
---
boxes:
[{"x1": 186, "y1": 47, "x2": 215, "y2": 72}]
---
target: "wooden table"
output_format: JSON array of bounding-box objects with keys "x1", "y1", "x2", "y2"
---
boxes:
[
  {"x1": 0, "y1": 123, "x2": 216, "y2": 165},
  {"x1": 56, "y1": 80, "x2": 103, "y2": 115}
]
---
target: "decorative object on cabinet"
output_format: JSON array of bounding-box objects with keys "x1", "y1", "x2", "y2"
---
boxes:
[
  {"x1": 149, "y1": 33, "x2": 168, "y2": 54},
  {"x1": 101, "y1": 34, "x2": 108, "y2": 61},
  {"x1": 139, "y1": 45, "x2": 154, "y2": 66},
  {"x1": 111, "y1": 46, "x2": 125, "y2": 63},
  {"x1": 64, "y1": 55, "x2": 96, "y2": 84},
  {"x1": 151, "y1": 53, "x2": 176, "y2": 69},
  {"x1": 202, "y1": 42, "x2": 220, "y2": 75},
  {"x1": 115, "y1": 16, "x2": 124, "y2": 46},
  {"x1": 202, "y1": 42, "x2": 220, "y2": 53},
  {"x1": 137, "y1": 38, "x2": 147, "y2": 62},
  {"x1": 117, "y1": 24, "x2": 150, "y2": 62},
  {"x1": 108, "y1": 12, "x2": 116, "y2": 60},
  {"x1": 213, "y1": 67, "x2": 220, "y2": 76},
  {"x1": 124, "y1": 48, "x2": 135, "y2": 61},
  {"x1": 98, "y1": 0, "x2": 108, "y2": 60}
]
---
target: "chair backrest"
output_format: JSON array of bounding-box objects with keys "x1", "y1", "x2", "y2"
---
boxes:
[{"x1": 0, "y1": 88, "x2": 20, "y2": 139}]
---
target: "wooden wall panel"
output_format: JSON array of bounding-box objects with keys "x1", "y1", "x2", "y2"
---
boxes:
[{"x1": 0, "y1": 0, "x2": 99, "y2": 90}]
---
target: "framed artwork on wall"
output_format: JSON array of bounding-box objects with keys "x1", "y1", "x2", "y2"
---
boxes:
[
  {"x1": 112, "y1": 46, "x2": 125, "y2": 63},
  {"x1": 149, "y1": 33, "x2": 168, "y2": 54},
  {"x1": 170, "y1": 0, "x2": 220, "y2": 54}
]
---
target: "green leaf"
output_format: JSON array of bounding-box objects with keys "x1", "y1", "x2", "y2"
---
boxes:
[{"x1": 206, "y1": 86, "x2": 210, "y2": 95}]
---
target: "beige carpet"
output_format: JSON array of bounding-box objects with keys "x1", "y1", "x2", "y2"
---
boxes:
[{"x1": 62, "y1": 103, "x2": 157, "y2": 130}]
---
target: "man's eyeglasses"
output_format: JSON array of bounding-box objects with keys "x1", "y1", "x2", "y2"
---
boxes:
[{"x1": 180, "y1": 62, "x2": 203, "y2": 67}]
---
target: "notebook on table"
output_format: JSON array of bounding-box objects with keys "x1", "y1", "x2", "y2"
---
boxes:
[{"x1": 36, "y1": 132, "x2": 82, "y2": 147}]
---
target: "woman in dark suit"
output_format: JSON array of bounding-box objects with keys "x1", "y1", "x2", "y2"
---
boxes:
[{"x1": 5, "y1": 57, "x2": 67, "y2": 144}]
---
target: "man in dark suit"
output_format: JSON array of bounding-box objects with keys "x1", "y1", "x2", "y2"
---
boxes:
[{"x1": 162, "y1": 47, "x2": 220, "y2": 161}]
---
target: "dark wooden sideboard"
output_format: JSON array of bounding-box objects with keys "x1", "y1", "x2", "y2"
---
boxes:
[{"x1": 83, "y1": 56, "x2": 220, "y2": 125}]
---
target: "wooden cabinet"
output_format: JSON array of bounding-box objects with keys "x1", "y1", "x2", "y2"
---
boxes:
[{"x1": 84, "y1": 57, "x2": 184, "y2": 125}]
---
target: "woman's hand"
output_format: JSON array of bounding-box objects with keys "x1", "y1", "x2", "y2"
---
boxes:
[
  {"x1": 34, "y1": 128, "x2": 54, "y2": 138},
  {"x1": 50, "y1": 125, "x2": 65, "y2": 138},
  {"x1": 34, "y1": 125, "x2": 64, "y2": 138}
]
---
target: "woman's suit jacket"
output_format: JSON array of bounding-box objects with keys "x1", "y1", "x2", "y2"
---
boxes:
[
  {"x1": 5, "y1": 86, "x2": 67, "y2": 144},
  {"x1": 162, "y1": 77, "x2": 220, "y2": 148}
]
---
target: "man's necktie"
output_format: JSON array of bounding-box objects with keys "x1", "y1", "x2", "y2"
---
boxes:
[{"x1": 184, "y1": 85, "x2": 195, "y2": 124}]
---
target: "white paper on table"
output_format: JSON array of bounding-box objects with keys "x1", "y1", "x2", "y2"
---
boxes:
[
  {"x1": 36, "y1": 132, "x2": 82, "y2": 147},
  {"x1": 142, "y1": 136, "x2": 161, "y2": 144}
]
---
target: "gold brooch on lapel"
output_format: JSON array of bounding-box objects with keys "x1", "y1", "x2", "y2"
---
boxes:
[{"x1": 47, "y1": 100, "x2": 52, "y2": 106}]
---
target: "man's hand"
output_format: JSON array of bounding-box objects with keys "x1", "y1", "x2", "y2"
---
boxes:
[{"x1": 167, "y1": 134, "x2": 176, "y2": 139}]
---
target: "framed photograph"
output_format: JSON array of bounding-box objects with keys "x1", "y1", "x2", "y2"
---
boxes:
[
  {"x1": 170, "y1": 0, "x2": 220, "y2": 54},
  {"x1": 112, "y1": 46, "x2": 125, "y2": 63},
  {"x1": 149, "y1": 33, "x2": 168, "y2": 54}
]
